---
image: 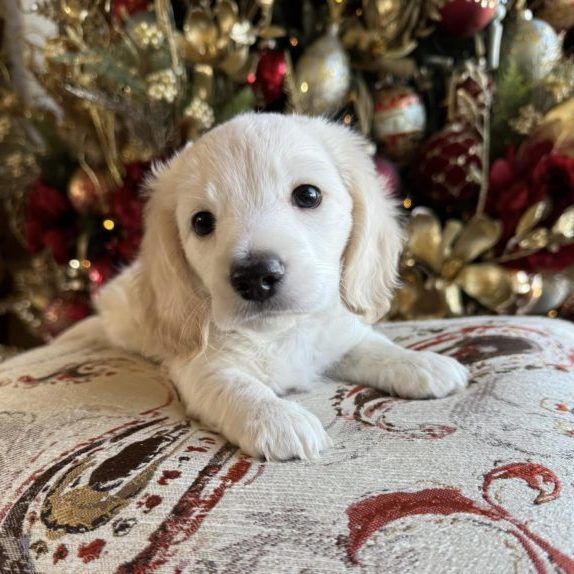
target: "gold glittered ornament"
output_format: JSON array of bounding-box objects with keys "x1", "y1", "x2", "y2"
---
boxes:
[
  {"x1": 501, "y1": 9, "x2": 562, "y2": 82},
  {"x1": 294, "y1": 29, "x2": 351, "y2": 116},
  {"x1": 68, "y1": 167, "x2": 115, "y2": 215}
]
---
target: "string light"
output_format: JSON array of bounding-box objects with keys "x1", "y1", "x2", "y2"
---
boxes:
[
  {"x1": 103, "y1": 219, "x2": 115, "y2": 231},
  {"x1": 289, "y1": 37, "x2": 299, "y2": 47},
  {"x1": 403, "y1": 198, "x2": 413, "y2": 209},
  {"x1": 69, "y1": 259, "x2": 80, "y2": 269},
  {"x1": 300, "y1": 81, "x2": 309, "y2": 93}
]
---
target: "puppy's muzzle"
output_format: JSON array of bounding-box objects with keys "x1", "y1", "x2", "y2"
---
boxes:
[{"x1": 230, "y1": 254, "x2": 285, "y2": 302}]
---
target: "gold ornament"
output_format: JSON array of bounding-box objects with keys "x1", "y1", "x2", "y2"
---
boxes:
[
  {"x1": 130, "y1": 20, "x2": 165, "y2": 50},
  {"x1": 392, "y1": 208, "x2": 537, "y2": 318},
  {"x1": 509, "y1": 104, "x2": 544, "y2": 136},
  {"x1": 68, "y1": 167, "x2": 115, "y2": 215},
  {"x1": 179, "y1": 0, "x2": 261, "y2": 75},
  {"x1": 528, "y1": 96, "x2": 574, "y2": 157},
  {"x1": 4, "y1": 152, "x2": 37, "y2": 178},
  {"x1": 294, "y1": 30, "x2": 351, "y2": 115},
  {"x1": 535, "y1": 0, "x2": 574, "y2": 31},
  {"x1": 183, "y1": 97, "x2": 215, "y2": 140},
  {"x1": 343, "y1": 0, "x2": 442, "y2": 66},
  {"x1": 146, "y1": 69, "x2": 178, "y2": 103},
  {"x1": 499, "y1": 200, "x2": 574, "y2": 260}
]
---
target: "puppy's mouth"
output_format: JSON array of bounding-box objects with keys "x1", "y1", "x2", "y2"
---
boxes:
[
  {"x1": 229, "y1": 298, "x2": 312, "y2": 328},
  {"x1": 238, "y1": 300, "x2": 305, "y2": 321}
]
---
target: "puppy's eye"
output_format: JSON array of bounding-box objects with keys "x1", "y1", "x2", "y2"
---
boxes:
[
  {"x1": 292, "y1": 184, "x2": 322, "y2": 209},
  {"x1": 192, "y1": 211, "x2": 216, "y2": 236}
]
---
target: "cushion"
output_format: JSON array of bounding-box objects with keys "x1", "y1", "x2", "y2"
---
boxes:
[{"x1": 1, "y1": 316, "x2": 574, "y2": 573}]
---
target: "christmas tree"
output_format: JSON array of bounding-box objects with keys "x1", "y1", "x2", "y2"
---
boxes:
[{"x1": 1, "y1": 0, "x2": 574, "y2": 347}]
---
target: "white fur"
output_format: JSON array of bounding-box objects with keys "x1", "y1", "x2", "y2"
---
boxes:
[{"x1": 93, "y1": 114, "x2": 469, "y2": 461}]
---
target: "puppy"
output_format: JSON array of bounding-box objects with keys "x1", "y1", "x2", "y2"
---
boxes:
[{"x1": 96, "y1": 113, "x2": 469, "y2": 461}]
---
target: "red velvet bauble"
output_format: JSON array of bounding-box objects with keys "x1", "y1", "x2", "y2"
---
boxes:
[
  {"x1": 438, "y1": 0, "x2": 498, "y2": 38},
  {"x1": 416, "y1": 123, "x2": 482, "y2": 213},
  {"x1": 42, "y1": 292, "x2": 92, "y2": 338},
  {"x1": 255, "y1": 49, "x2": 287, "y2": 105}
]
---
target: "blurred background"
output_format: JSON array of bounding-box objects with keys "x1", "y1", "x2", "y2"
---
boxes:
[{"x1": 1, "y1": 0, "x2": 574, "y2": 356}]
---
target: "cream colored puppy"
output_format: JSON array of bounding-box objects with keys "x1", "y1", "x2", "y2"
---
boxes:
[{"x1": 96, "y1": 113, "x2": 469, "y2": 461}]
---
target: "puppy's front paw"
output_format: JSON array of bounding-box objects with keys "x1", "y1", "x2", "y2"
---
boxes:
[
  {"x1": 237, "y1": 400, "x2": 332, "y2": 462},
  {"x1": 383, "y1": 351, "x2": 469, "y2": 399}
]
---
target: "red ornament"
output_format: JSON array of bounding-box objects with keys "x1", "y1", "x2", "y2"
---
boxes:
[
  {"x1": 42, "y1": 292, "x2": 92, "y2": 338},
  {"x1": 41, "y1": 228, "x2": 75, "y2": 264},
  {"x1": 416, "y1": 123, "x2": 482, "y2": 213},
  {"x1": 89, "y1": 258, "x2": 117, "y2": 289},
  {"x1": 112, "y1": 0, "x2": 149, "y2": 20},
  {"x1": 374, "y1": 155, "x2": 401, "y2": 197},
  {"x1": 255, "y1": 49, "x2": 287, "y2": 105},
  {"x1": 438, "y1": 0, "x2": 498, "y2": 38},
  {"x1": 25, "y1": 179, "x2": 76, "y2": 263},
  {"x1": 27, "y1": 180, "x2": 71, "y2": 223}
]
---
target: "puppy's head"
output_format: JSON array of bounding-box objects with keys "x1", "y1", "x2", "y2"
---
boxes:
[{"x1": 140, "y1": 114, "x2": 403, "y2": 350}]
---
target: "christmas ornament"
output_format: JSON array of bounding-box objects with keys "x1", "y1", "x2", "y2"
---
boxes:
[
  {"x1": 146, "y1": 69, "x2": 179, "y2": 103},
  {"x1": 89, "y1": 258, "x2": 116, "y2": 293},
  {"x1": 536, "y1": 0, "x2": 574, "y2": 32},
  {"x1": 112, "y1": 0, "x2": 149, "y2": 20},
  {"x1": 501, "y1": 9, "x2": 562, "y2": 82},
  {"x1": 526, "y1": 98, "x2": 574, "y2": 158},
  {"x1": 374, "y1": 154, "x2": 401, "y2": 197},
  {"x1": 128, "y1": 15, "x2": 165, "y2": 50},
  {"x1": 180, "y1": 0, "x2": 260, "y2": 74},
  {"x1": 438, "y1": 0, "x2": 498, "y2": 38},
  {"x1": 394, "y1": 209, "x2": 509, "y2": 317},
  {"x1": 255, "y1": 48, "x2": 287, "y2": 105},
  {"x1": 294, "y1": 30, "x2": 351, "y2": 116},
  {"x1": 68, "y1": 167, "x2": 114, "y2": 215},
  {"x1": 416, "y1": 123, "x2": 482, "y2": 213},
  {"x1": 42, "y1": 292, "x2": 92, "y2": 338},
  {"x1": 344, "y1": 0, "x2": 440, "y2": 61},
  {"x1": 182, "y1": 97, "x2": 215, "y2": 140},
  {"x1": 373, "y1": 86, "x2": 426, "y2": 164}
]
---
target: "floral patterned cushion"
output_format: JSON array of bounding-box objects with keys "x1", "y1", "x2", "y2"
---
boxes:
[{"x1": 1, "y1": 316, "x2": 574, "y2": 573}]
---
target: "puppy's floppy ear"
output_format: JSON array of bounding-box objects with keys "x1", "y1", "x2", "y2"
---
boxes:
[
  {"x1": 136, "y1": 151, "x2": 210, "y2": 357},
  {"x1": 303, "y1": 117, "x2": 404, "y2": 323}
]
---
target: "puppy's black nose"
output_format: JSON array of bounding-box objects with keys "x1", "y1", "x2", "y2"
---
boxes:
[{"x1": 230, "y1": 255, "x2": 285, "y2": 302}]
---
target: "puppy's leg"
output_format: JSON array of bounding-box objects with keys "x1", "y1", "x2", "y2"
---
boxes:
[
  {"x1": 332, "y1": 328, "x2": 469, "y2": 399},
  {"x1": 167, "y1": 356, "x2": 332, "y2": 461}
]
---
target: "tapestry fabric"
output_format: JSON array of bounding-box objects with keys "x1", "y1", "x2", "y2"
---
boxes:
[{"x1": 1, "y1": 316, "x2": 574, "y2": 573}]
